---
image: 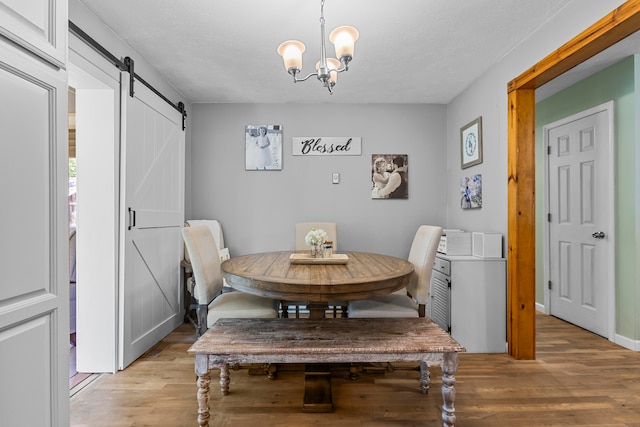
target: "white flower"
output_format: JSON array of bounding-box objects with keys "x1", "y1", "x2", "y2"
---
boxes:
[{"x1": 304, "y1": 227, "x2": 328, "y2": 247}]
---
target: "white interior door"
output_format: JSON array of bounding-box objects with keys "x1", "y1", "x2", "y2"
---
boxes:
[
  {"x1": 0, "y1": 1, "x2": 69, "y2": 425},
  {"x1": 545, "y1": 101, "x2": 615, "y2": 339},
  {"x1": 119, "y1": 74, "x2": 185, "y2": 369}
]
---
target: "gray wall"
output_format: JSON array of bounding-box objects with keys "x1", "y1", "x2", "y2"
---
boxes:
[
  {"x1": 445, "y1": 0, "x2": 638, "y2": 344},
  {"x1": 189, "y1": 103, "x2": 446, "y2": 258},
  {"x1": 444, "y1": 0, "x2": 627, "y2": 253}
]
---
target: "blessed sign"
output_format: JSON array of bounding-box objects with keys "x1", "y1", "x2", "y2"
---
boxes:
[{"x1": 292, "y1": 137, "x2": 362, "y2": 156}]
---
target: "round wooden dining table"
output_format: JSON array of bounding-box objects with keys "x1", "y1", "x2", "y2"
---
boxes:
[
  {"x1": 221, "y1": 251, "x2": 415, "y2": 319},
  {"x1": 220, "y1": 250, "x2": 415, "y2": 412}
]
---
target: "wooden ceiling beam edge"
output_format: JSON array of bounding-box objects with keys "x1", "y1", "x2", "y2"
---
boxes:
[
  {"x1": 509, "y1": 0, "x2": 640, "y2": 92},
  {"x1": 506, "y1": 0, "x2": 640, "y2": 360}
]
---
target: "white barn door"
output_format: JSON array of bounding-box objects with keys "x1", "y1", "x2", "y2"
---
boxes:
[
  {"x1": 0, "y1": 0, "x2": 69, "y2": 425},
  {"x1": 118, "y1": 74, "x2": 185, "y2": 369}
]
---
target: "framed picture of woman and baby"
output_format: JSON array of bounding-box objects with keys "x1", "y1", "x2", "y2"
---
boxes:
[
  {"x1": 371, "y1": 154, "x2": 409, "y2": 199},
  {"x1": 245, "y1": 124, "x2": 283, "y2": 170}
]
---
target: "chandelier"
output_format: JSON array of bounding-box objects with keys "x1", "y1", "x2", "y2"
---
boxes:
[{"x1": 276, "y1": 0, "x2": 359, "y2": 94}]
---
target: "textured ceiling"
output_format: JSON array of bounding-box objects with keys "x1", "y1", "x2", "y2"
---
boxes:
[{"x1": 75, "y1": 0, "x2": 632, "y2": 104}]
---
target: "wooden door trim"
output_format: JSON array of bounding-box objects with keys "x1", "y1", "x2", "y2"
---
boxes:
[{"x1": 507, "y1": 0, "x2": 640, "y2": 359}]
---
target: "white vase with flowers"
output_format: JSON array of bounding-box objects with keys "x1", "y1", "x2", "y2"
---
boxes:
[{"x1": 304, "y1": 227, "x2": 328, "y2": 258}]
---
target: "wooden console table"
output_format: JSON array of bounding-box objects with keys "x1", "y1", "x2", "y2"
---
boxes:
[{"x1": 188, "y1": 317, "x2": 465, "y2": 426}]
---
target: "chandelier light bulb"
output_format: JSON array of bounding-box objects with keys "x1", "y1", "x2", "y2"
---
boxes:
[
  {"x1": 276, "y1": 0, "x2": 359, "y2": 93},
  {"x1": 277, "y1": 40, "x2": 306, "y2": 73},
  {"x1": 329, "y1": 26, "x2": 359, "y2": 61}
]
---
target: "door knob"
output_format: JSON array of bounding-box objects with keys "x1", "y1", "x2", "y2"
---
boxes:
[{"x1": 592, "y1": 231, "x2": 605, "y2": 239}]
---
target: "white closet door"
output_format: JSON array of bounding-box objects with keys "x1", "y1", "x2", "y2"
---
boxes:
[
  {"x1": 118, "y1": 73, "x2": 185, "y2": 369},
  {"x1": 0, "y1": 16, "x2": 69, "y2": 427},
  {"x1": 546, "y1": 103, "x2": 613, "y2": 338}
]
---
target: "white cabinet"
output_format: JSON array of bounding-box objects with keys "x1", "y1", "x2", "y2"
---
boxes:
[{"x1": 429, "y1": 255, "x2": 506, "y2": 353}]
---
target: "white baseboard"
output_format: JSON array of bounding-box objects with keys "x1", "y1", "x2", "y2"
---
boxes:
[{"x1": 614, "y1": 334, "x2": 640, "y2": 352}]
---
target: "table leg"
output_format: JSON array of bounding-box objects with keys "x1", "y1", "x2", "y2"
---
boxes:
[
  {"x1": 307, "y1": 302, "x2": 329, "y2": 319},
  {"x1": 220, "y1": 364, "x2": 230, "y2": 395},
  {"x1": 419, "y1": 361, "x2": 430, "y2": 394},
  {"x1": 196, "y1": 372, "x2": 211, "y2": 427},
  {"x1": 440, "y1": 353, "x2": 459, "y2": 427},
  {"x1": 302, "y1": 363, "x2": 334, "y2": 412},
  {"x1": 286, "y1": 303, "x2": 334, "y2": 411}
]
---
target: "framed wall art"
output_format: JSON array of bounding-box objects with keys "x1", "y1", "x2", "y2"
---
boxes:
[
  {"x1": 371, "y1": 154, "x2": 408, "y2": 199},
  {"x1": 245, "y1": 124, "x2": 282, "y2": 170},
  {"x1": 460, "y1": 174, "x2": 482, "y2": 209},
  {"x1": 460, "y1": 117, "x2": 483, "y2": 169}
]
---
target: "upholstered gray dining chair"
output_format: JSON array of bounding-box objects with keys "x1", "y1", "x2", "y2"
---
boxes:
[
  {"x1": 182, "y1": 225, "x2": 277, "y2": 335},
  {"x1": 348, "y1": 225, "x2": 443, "y2": 318}
]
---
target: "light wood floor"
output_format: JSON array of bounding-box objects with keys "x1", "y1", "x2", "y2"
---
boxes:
[{"x1": 70, "y1": 312, "x2": 640, "y2": 426}]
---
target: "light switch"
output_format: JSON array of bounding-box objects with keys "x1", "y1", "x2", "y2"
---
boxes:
[{"x1": 332, "y1": 173, "x2": 340, "y2": 184}]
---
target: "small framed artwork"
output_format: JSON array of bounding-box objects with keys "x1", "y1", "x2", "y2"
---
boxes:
[
  {"x1": 460, "y1": 174, "x2": 482, "y2": 209},
  {"x1": 371, "y1": 154, "x2": 408, "y2": 199},
  {"x1": 245, "y1": 124, "x2": 282, "y2": 170},
  {"x1": 460, "y1": 117, "x2": 483, "y2": 169}
]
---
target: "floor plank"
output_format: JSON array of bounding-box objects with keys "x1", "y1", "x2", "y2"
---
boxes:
[{"x1": 70, "y1": 312, "x2": 640, "y2": 426}]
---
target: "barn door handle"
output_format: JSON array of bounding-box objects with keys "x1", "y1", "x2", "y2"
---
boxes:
[
  {"x1": 592, "y1": 231, "x2": 605, "y2": 239},
  {"x1": 128, "y1": 207, "x2": 136, "y2": 230}
]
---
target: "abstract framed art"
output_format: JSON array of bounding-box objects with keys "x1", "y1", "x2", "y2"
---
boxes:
[{"x1": 460, "y1": 174, "x2": 482, "y2": 209}]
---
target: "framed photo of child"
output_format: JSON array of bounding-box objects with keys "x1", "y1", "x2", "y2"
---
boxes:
[
  {"x1": 371, "y1": 154, "x2": 408, "y2": 199},
  {"x1": 245, "y1": 124, "x2": 282, "y2": 170}
]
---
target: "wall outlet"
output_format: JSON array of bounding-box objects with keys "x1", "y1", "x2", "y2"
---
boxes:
[{"x1": 332, "y1": 173, "x2": 340, "y2": 184}]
